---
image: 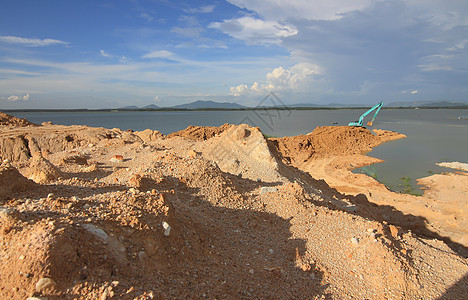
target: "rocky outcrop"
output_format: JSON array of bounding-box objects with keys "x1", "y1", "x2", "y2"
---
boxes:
[{"x1": 25, "y1": 154, "x2": 64, "y2": 183}]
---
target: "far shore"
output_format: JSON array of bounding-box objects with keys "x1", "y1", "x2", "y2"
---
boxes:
[{"x1": 3, "y1": 105, "x2": 468, "y2": 113}]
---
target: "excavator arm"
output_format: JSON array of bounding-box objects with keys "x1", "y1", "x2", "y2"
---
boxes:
[{"x1": 348, "y1": 101, "x2": 383, "y2": 127}]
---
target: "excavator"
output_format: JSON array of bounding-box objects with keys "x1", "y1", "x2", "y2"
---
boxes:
[{"x1": 348, "y1": 101, "x2": 383, "y2": 127}]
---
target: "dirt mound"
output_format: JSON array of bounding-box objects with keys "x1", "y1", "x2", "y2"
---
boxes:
[
  {"x1": 0, "y1": 163, "x2": 37, "y2": 200},
  {"x1": 0, "y1": 120, "x2": 467, "y2": 299},
  {"x1": 0, "y1": 112, "x2": 37, "y2": 127},
  {"x1": 193, "y1": 124, "x2": 283, "y2": 182},
  {"x1": 0, "y1": 124, "x2": 164, "y2": 163},
  {"x1": 270, "y1": 126, "x2": 405, "y2": 165},
  {"x1": 25, "y1": 154, "x2": 64, "y2": 183},
  {"x1": 167, "y1": 124, "x2": 231, "y2": 140}
]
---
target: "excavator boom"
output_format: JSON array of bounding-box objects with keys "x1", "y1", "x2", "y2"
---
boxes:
[{"x1": 348, "y1": 101, "x2": 383, "y2": 127}]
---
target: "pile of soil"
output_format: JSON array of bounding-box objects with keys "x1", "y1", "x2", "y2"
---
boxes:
[
  {"x1": 0, "y1": 163, "x2": 37, "y2": 199},
  {"x1": 269, "y1": 126, "x2": 405, "y2": 165},
  {"x1": 0, "y1": 112, "x2": 37, "y2": 127},
  {"x1": 0, "y1": 113, "x2": 467, "y2": 299},
  {"x1": 167, "y1": 124, "x2": 231, "y2": 140}
]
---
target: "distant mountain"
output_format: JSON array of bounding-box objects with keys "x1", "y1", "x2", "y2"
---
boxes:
[
  {"x1": 388, "y1": 100, "x2": 468, "y2": 107},
  {"x1": 171, "y1": 100, "x2": 245, "y2": 109},
  {"x1": 287, "y1": 103, "x2": 368, "y2": 108},
  {"x1": 118, "y1": 105, "x2": 139, "y2": 109},
  {"x1": 142, "y1": 104, "x2": 160, "y2": 109}
]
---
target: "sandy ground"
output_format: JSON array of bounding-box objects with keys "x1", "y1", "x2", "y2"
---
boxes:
[{"x1": 0, "y1": 112, "x2": 467, "y2": 299}]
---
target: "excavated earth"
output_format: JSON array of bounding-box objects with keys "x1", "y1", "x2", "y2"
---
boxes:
[{"x1": 0, "y1": 112, "x2": 467, "y2": 299}]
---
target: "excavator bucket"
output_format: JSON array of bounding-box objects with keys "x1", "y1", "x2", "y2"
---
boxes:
[{"x1": 367, "y1": 121, "x2": 373, "y2": 126}]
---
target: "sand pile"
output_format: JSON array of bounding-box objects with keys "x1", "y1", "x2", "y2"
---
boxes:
[
  {"x1": 167, "y1": 124, "x2": 230, "y2": 140},
  {"x1": 270, "y1": 126, "x2": 405, "y2": 165},
  {"x1": 25, "y1": 154, "x2": 64, "y2": 183},
  {"x1": 0, "y1": 112, "x2": 37, "y2": 127},
  {"x1": 0, "y1": 114, "x2": 467, "y2": 299},
  {"x1": 0, "y1": 163, "x2": 37, "y2": 200},
  {"x1": 194, "y1": 124, "x2": 283, "y2": 183}
]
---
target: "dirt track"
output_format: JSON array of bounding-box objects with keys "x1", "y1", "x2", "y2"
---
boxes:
[{"x1": 0, "y1": 112, "x2": 467, "y2": 299}]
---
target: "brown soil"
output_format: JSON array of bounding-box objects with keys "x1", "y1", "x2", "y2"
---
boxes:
[
  {"x1": 167, "y1": 124, "x2": 231, "y2": 140},
  {"x1": 0, "y1": 112, "x2": 37, "y2": 127},
  {"x1": 0, "y1": 114, "x2": 467, "y2": 299}
]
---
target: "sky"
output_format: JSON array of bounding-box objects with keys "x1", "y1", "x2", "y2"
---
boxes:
[{"x1": 0, "y1": 0, "x2": 467, "y2": 109}]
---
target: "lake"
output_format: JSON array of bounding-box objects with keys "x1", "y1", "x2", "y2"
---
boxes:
[{"x1": 9, "y1": 109, "x2": 468, "y2": 193}]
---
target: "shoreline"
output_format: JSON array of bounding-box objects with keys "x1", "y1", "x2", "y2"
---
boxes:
[
  {"x1": 1, "y1": 112, "x2": 467, "y2": 299},
  {"x1": 3, "y1": 105, "x2": 468, "y2": 113}
]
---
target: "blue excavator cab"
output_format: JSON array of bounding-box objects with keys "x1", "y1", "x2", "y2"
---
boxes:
[{"x1": 348, "y1": 101, "x2": 383, "y2": 127}]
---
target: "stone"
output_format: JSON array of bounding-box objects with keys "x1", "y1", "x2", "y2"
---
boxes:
[
  {"x1": 110, "y1": 155, "x2": 124, "y2": 163},
  {"x1": 83, "y1": 224, "x2": 108, "y2": 241},
  {"x1": 260, "y1": 187, "x2": 278, "y2": 194},
  {"x1": 35, "y1": 277, "x2": 57, "y2": 293},
  {"x1": 389, "y1": 225, "x2": 400, "y2": 238},
  {"x1": 187, "y1": 149, "x2": 201, "y2": 159},
  {"x1": 162, "y1": 221, "x2": 171, "y2": 236},
  {"x1": 351, "y1": 237, "x2": 360, "y2": 244}
]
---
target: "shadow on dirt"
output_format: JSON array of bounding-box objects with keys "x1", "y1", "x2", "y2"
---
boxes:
[{"x1": 1, "y1": 176, "x2": 329, "y2": 299}]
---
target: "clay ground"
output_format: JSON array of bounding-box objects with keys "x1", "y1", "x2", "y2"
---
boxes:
[{"x1": 0, "y1": 112, "x2": 467, "y2": 299}]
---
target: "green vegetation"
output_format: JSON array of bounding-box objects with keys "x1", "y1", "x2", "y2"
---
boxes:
[{"x1": 398, "y1": 177, "x2": 423, "y2": 196}]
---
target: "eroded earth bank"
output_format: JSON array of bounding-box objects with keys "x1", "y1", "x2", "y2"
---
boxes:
[{"x1": 0, "y1": 112, "x2": 467, "y2": 299}]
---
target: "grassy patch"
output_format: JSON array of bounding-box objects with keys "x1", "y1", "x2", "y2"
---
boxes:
[{"x1": 399, "y1": 176, "x2": 423, "y2": 196}]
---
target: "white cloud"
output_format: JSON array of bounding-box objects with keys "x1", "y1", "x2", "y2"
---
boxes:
[
  {"x1": 142, "y1": 50, "x2": 174, "y2": 59},
  {"x1": 410, "y1": 0, "x2": 468, "y2": 30},
  {"x1": 100, "y1": 49, "x2": 112, "y2": 57},
  {"x1": 185, "y1": 5, "x2": 215, "y2": 14},
  {"x1": 210, "y1": 16, "x2": 297, "y2": 45},
  {"x1": 230, "y1": 63, "x2": 321, "y2": 96},
  {"x1": 4, "y1": 93, "x2": 30, "y2": 101},
  {"x1": 226, "y1": 0, "x2": 373, "y2": 21},
  {"x1": 411, "y1": 90, "x2": 419, "y2": 94},
  {"x1": 7, "y1": 95, "x2": 19, "y2": 101},
  {"x1": 154, "y1": 96, "x2": 160, "y2": 102},
  {"x1": 418, "y1": 63, "x2": 453, "y2": 72},
  {"x1": 0, "y1": 35, "x2": 68, "y2": 47}
]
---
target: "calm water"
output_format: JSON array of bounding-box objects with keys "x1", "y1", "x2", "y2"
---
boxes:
[{"x1": 10, "y1": 109, "x2": 468, "y2": 193}]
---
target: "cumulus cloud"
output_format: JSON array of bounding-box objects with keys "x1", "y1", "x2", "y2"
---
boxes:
[
  {"x1": 5, "y1": 93, "x2": 30, "y2": 101},
  {"x1": 7, "y1": 95, "x2": 19, "y2": 101},
  {"x1": 210, "y1": 16, "x2": 297, "y2": 44},
  {"x1": 218, "y1": 0, "x2": 468, "y2": 103},
  {"x1": 0, "y1": 36, "x2": 68, "y2": 47},
  {"x1": 230, "y1": 63, "x2": 321, "y2": 96},
  {"x1": 142, "y1": 50, "x2": 174, "y2": 59}
]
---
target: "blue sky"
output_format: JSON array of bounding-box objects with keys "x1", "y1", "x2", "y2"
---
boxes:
[{"x1": 0, "y1": 0, "x2": 467, "y2": 108}]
